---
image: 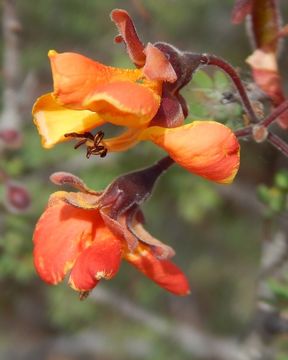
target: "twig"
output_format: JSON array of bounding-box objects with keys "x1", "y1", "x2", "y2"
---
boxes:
[
  {"x1": 1, "y1": 0, "x2": 22, "y2": 131},
  {"x1": 267, "y1": 132, "x2": 288, "y2": 157},
  {"x1": 90, "y1": 287, "x2": 251, "y2": 360}
]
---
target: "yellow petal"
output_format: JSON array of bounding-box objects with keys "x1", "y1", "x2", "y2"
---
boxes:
[{"x1": 32, "y1": 93, "x2": 105, "y2": 148}]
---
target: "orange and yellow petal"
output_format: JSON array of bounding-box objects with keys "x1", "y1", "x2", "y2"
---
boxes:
[
  {"x1": 49, "y1": 50, "x2": 117, "y2": 105},
  {"x1": 103, "y1": 128, "x2": 143, "y2": 152},
  {"x1": 69, "y1": 230, "x2": 122, "y2": 291},
  {"x1": 141, "y1": 121, "x2": 240, "y2": 184},
  {"x1": 32, "y1": 93, "x2": 105, "y2": 148},
  {"x1": 83, "y1": 81, "x2": 161, "y2": 127},
  {"x1": 49, "y1": 51, "x2": 161, "y2": 127},
  {"x1": 33, "y1": 194, "x2": 103, "y2": 285},
  {"x1": 125, "y1": 245, "x2": 190, "y2": 296}
]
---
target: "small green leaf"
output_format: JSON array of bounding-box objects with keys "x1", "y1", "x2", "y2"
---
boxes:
[
  {"x1": 192, "y1": 70, "x2": 214, "y2": 90},
  {"x1": 267, "y1": 279, "x2": 288, "y2": 301},
  {"x1": 257, "y1": 184, "x2": 270, "y2": 204},
  {"x1": 275, "y1": 170, "x2": 288, "y2": 191},
  {"x1": 268, "y1": 188, "x2": 286, "y2": 213},
  {"x1": 213, "y1": 70, "x2": 229, "y2": 91}
]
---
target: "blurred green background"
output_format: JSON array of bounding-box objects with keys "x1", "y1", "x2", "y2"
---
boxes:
[{"x1": 1, "y1": 0, "x2": 288, "y2": 359}]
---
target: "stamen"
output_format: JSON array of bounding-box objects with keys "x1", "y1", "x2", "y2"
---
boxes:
[
  {"x1": 64, "y1": 131, "x2": 108, "y2": 158},
  {"x1": 79, "y1": 291, "x2": 90, "y2": 301}
]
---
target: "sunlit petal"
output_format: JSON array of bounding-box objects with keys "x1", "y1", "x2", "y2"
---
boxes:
[
  {"x1": 33, "y1": 195, "x2": 103, "y2": 285},
  {"x1": 69, "y1": 230, "x2": 122, "y2": 291},
  {"x1": 141, "y1": 121, "x2": 240, "y2": 184},
  {"x1": 103, "y1": 128, "x2": 143, "y2": 152},
  {"x1": 32, "y1": 93, "x2": 104, "y2": 148},
  {"x1": 83, "y1": 81, "x2": 161, "y2": 127},
  {"x1": 125, "y1": 245, "x2": 190, "y2": 296}
]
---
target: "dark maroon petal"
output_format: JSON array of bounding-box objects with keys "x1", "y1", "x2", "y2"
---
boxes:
[
  {"x1": 149, "y1": 87, "x2": 185, "y2": 128},
  {"x1": 250, "y1": 0, "x2": 281, "y2": 52}
]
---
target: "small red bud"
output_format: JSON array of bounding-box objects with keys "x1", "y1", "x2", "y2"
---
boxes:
[
  {"x1": 252, "y1": 125, "x2": 269, "y2": 143},
  {"x1": 0, "y1": 129, "x2": 22, "y2": 149},
  {"x1": 5, "y1": 181, "x2": 31, "y2": 213}
]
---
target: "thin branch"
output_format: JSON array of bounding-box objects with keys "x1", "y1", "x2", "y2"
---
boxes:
[
  {"x1": 90, "y1": 287, "x2": 251, "y2": 360},
  {"x1": 235, "y1": 126, "x2": 253, "y2": 138},
  {"x1": 1, "y1": 0, "x2": 22, "y2": 130},
  {"x1": 267, "y1": 132, "x2": 288, "y2": 157},
  {"x1": 261, "y1": 99, "x2": 288, "y2": 128},
  {"x1": 199, "y1": 53, "x2": 259, "y2": 124}
]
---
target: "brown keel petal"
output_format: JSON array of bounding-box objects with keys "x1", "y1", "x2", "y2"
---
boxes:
[
  {"x1": 110, "y1": 9, "x2": 146, "y2": 67},
  {"x1": 50, "y1": 172, "x2": 101, "y2": 195}
]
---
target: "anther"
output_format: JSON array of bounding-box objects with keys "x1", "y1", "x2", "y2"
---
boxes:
[{"x1": 64, "y1": 131, "x2": 108, "y2": 158}]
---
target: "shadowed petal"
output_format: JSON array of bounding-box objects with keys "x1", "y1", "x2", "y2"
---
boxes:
[
  {"x1": 246, "y1": 50, "x2": 287, "y2": 128},
  {"x1": 33, "y1": 195, "x2": 103, "y2": 285},
  {"x1": 69, "y1": 230, "x2": 122, "y2": 291},
  {"x1": 125, "y1": 245, "x2": 190, "y2": 296},
  {"x1": 141, "y1": 121, "x2": 240, "y2": 184},
  {"x1": 50, "y1": 172, "x2": 101, "y2": 195},
  {"x1": 246, "y1": 50, "x2": 285, "y2": 105},
  {"x1": 143, "y1": 43, "x2": 177, "y2": 83},
  {"x1": 32, "y1": 93, "x2": 104, "y2": 148},
  {"x1": 249, "y1": 0, "x2": 281, "y2": 52},
  {"x1": 110, "y1": 9, "x2": 146, "y2": 67},
  {"x1": 149, "y1": 87, "x2": 185, "y2": 128}
]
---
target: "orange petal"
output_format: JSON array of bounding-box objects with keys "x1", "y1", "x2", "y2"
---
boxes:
[
  {"x1": 69, "y1": 231, "x2": 122, "y2": 291},
  {"x1": 49, "y1": 50, "x2": 116, "y2": 106},
  {"x1": 141, "y1": 121, "x2": 240, "y2": 184},
  {"x1": 143, "y1": 43, "x2": 177, "y2": 83},
  {"x1": 103, "y1": 128, "x2": 143, "y2": 152},
  {"x1": 32, "y1": 93, "x2": 105, "y2": 148},
  {"x1": 33, "y1": 194, "x2": 103, "y2": 285},
  {"x1": 125, "y1": 245, "x2": 190, "y2": 296},
  {"x1": 84, "y1": 81, "x2": 161, "y2": 127},
  {"x1": 49, "y1": 51, "x2": 161, "y2": 127}
]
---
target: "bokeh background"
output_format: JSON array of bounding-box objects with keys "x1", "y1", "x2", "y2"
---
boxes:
[{"x1": 1, "y1": 1, "x2": 288, "y2": 359}]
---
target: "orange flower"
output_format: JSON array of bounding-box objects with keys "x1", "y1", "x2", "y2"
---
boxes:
[
  {"x1": 33, "y1": 171, "x2": 190, "y2": 296},
  {"x1": 32, "y1": 46, "x2": 177, "y2": 148},
  {"x1": 32, "y1": 9, "x2": 240, "y2": 184}
]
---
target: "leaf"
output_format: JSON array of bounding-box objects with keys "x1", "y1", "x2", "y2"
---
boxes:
[
  {"x1": 192, "y1": 70, "x2": 214, "y2": 90},
  {"x1": 213, "y1": 71, "x2": 229, "y2": 91},
  {"x1": 268, "y1": 279, "x2": 288, "y2": 301},
  {"x1": 257, "y1": 184, "x2": 270, "y2": 204},
  {"x1": 275, "y1": 170, "x2": 288, "y2": 191}
]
